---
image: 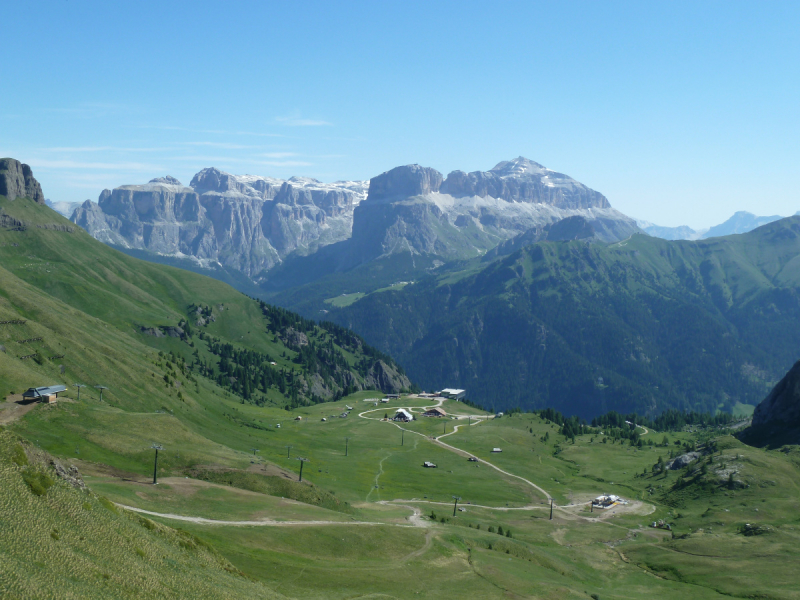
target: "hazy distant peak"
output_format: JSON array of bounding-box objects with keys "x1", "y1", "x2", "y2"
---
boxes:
[
  {"x1": 149, "y1": 176, "x2": 182, "y2": 186},
  {"x1": 490, "y1": 156, "x2": 548, "y2": 177}
]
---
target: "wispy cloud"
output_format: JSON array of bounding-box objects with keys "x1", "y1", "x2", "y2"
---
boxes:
[
  {"x1": 177, "y1": 141, "x2": 259, "y2": 150},
  {"x1": 258, "y1": 152, "x2": 299, "y2": 158},
  {"x1": 29, "y1": 159, "x2": 162, "y2": 171},
  {"x1": 140, "y1": 125, "x2": 285, "y2": 137},
  {"x1": 166, "y1": 155, "x2": 312, "y2": 169},
  {"x1": 42, "y1": 146, "x2": 166, "y2": 153},
  {"x1": 275, "y1": 113, "x2": 332, "y2": 127}
]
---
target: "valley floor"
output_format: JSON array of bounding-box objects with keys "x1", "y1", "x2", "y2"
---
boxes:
[{"x1": 24, "y1": 392, "x2": 795, "y2": 599}]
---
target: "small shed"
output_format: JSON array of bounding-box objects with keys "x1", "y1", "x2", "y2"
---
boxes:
[
  {"x1": 423, "y1": 407, "x2": 447, "y2": 418},
  {"x1": 491, "y1": 447, "x2": 502, "y2": 453},
  {"x1": 22, "y1": 385, "x2": 67, "y2": 404},
  {"x1": 423, "y1": 461, "x2": 437, "y2": 468},
  {"x1": 393, "y1": 409, "x2": 414, "y2": 422}
]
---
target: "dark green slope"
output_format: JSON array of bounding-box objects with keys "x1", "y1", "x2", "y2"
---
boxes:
[{"x1": 325, "y1": 219, "x2": 800, "y2": 417}]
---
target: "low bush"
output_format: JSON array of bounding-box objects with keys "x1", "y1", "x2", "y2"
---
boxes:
[{"x1": 22, "y1": 469, "x2": 54, "y2": 496}]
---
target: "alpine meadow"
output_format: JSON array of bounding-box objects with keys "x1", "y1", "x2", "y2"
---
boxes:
[{"x1": 3, "y1": 3, "x2": 800, "y2": 599}]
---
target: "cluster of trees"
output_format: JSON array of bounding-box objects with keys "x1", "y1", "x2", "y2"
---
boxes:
[
  {"x1": 182, "y1": 300, "x2": 410, "y2": 409},
  {"x1": 591, "y1": 409, "x2": 737, "y2": 432}
]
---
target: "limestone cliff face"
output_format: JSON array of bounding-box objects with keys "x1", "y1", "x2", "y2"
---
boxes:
[
  {"x1": 440, "y1": 157, "x2": 610, "y2": 209},
  {"x1": 73, "y1": 169, "x2": 368, "y2": 281},
  {"x1": 73, "y1": 158, "x2": 638, "y2": 289},
  {"x1": 342, "y1": 157, "x2": 637, "y2": 265},
  {"x1": 0, "y1": 158, "x2": 45, "y2": 204},
  {"x1": 367, "y1": 164, "x2": 443, "y2": 202}
]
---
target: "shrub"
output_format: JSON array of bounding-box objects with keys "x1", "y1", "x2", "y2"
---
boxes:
[
  {"x1": 506, "y1": 530, "x2": 512, "y2": 538},
  {"x1": 98, "y1": 496, "x2": 118, "y2": 513},
  {"x1": 11, "y1": 444, "x2": 28, "y2": 466},
  {"x1": 488, "y1": 526, "x2": 496, "y2": 533},
  {"x1": 498, "y1": 526, "x2": 504, "y2": 536},
  {"x1": 22, "y1": 469, "x2": 54, "y2": 496}
]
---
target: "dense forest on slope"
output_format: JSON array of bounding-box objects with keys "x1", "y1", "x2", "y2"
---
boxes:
[{"x1": 321, "y1": 219, "x2": 800, "y2": 418}]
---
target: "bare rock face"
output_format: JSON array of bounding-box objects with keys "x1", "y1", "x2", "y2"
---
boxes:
[
  {"x1": 74, "y1": 169, "x2": 367, "y2": 282},
  {"x1": 367, "y1": 165, "x2": 443, "y2": 202},
  {"x1": 0, "y1": 158, "x2": 45, "y2": 204},
  {"x1": 441, "y1": 157, "x2": 610, "y2": 209},
  {"x1": 363, "y1": 360, "x2": 412, "y2": 394},
  {"x1": 752, "y1": 361, "x2": 800, "y2": 427}
]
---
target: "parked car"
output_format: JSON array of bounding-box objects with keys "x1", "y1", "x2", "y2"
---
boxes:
[
  {"x1": 423, "y1": 462, "x2": 437, "y2": 468},
  {"x1": 468, "y1": 457, "x2": 478, "y2": 462}
]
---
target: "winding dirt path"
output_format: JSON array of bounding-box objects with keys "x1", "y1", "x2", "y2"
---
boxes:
[{"x1": 117, "y1": 504, "x2": 387, "y2": 527}]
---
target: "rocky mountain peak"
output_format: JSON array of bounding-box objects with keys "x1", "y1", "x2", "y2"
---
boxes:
[
  {"x1": 149, "y1": 176, "x2": 183, "y2": 186},
  {"x1": 490, "y1": 156, "x2": 548, "y2": 177},
  {"x1": 0, "y1": 158, "x2": 45, "y2": 204},
  {"x1": 367, "y1": 164, "x2": 443, "y2": 202}
]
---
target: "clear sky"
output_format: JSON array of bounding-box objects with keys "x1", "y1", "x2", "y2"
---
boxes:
[{"x1": 2, "y1": 0, "x2": 798, "y2": 228}]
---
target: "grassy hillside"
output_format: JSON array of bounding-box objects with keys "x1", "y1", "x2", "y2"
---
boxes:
[
  {"x1": 0, "y1": 429, "x2": 280, "y2": 599},
  {"x1": 319, "y1": 219, "x2": 800, "y2": 417},
  {"x1": 0, "y1": 192, "x2": 411, "y2": 407}
]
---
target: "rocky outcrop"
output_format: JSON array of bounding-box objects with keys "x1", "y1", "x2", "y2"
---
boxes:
[
  {"x1": 667, "y1": 451, "x2": 701, "y2": 470},
  {"x1": 363, "y1": 360, "x2": 412, "y2": 394},
  {"x1": 50, "y1": 459, "x2": 86, "y2": 490},
  {"x1": 741, "y1": 361, "x2": 800, "y2": 447},
  {"x1": 0, "y1": 158, "x2": 45, "y2": 204},
  {"x1": 752, "y1": 361, "x2": 800, "y2": 427},
  {"x1": 279, "y1": 327, "x2": 309, "y2": 348}
]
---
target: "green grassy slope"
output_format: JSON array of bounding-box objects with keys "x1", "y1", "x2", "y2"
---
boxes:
[
  {"x1": 322, "y1": 220, "x2": 800, "y2": 417},
  {"x1": 0, "y1": 430, "x2": 280, "y2": 599},
  {"x1": 0, "y1": 193, "x2": 409, "y2": 408}
]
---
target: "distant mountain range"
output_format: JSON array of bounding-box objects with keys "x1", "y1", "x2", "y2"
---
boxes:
[
  {"x1": 637, "y1": 211, "x2": 787, "y2": 240},
  {"x1": 67, "y1": 158, "x2": 639, "y2": 295}
]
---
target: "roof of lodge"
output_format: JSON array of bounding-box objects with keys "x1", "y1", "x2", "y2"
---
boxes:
[{"x1": 22, "y1": 385, "x2": 67, "y2": 397}]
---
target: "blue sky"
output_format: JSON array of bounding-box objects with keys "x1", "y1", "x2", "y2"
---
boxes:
[{"x1": 2, "y1": 0, "x2": 798, "y2": 228}]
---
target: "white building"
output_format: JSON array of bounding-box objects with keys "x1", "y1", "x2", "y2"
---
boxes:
[
  {"x1": 393, "y1": 409, "x2": 414, "y2": 422},
  {"x1": 440, "y1": 388, "x2": 466, "y2": 400}
]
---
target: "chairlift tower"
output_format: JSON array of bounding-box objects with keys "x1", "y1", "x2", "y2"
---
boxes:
[
  {"x1": 74, "y1": 384, "x2": 86, "y2": 401},
  {"x1": 452, "y1": 495, "x2": 461, "y2": 517},
  {"x1": 285, "y1": 445, "x2": 293, "y2": 458},
  {"x1": 296, "y1": 457, "x2": 309, "y2": 482},
  {"x1": 151, "y1": 444, "x2": 163, "y2": 485},
  {"x1": 94, "y1": 385, "x2": 108, "y2": 402}
]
